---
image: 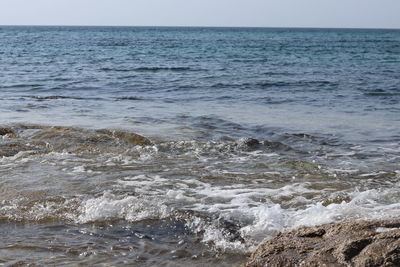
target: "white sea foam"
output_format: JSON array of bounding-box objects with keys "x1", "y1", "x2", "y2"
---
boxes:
[
  {"x1": 72, "y1": 166, "x2": 87, "y2": 173},
  {"x1": 359, "y1": 171, "x2": 388, "y2": 177},
  {"x1": 235, "y1": 187, "x2": 400, "y2": 243},
  {"x1": 180, "y1": 185, "x2": 400, "y2": 252},
  {"x1": 0, "y1": 197, "x2": 78, "y2": 222},
  {"x1": 376, "y1": 227, "x2": 400, "y2": 233},
  {"x1": 0, "y1": 150, "x2": 36, "y2": 162},
  {"x1": 1, "y1": 134, "x2": 400, "y2": 254},
  {"x1": 77, "y1": 192, "x2": 170, "y2": 223},
  {"x1": 327, "y1": 167, "x2": 359, "y2": 174},
  {"x1": 2, "y1": 183, "x2": 400, "y2": 254}
]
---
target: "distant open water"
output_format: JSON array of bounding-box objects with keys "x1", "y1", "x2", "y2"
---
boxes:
[{"x1": 0, "y1": 26, "x2": 399, "y2": 266}]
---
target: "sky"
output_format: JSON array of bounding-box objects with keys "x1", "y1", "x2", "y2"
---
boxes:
[{"x1": 0, "y1": 0, "x2": 399, "y2": 29}]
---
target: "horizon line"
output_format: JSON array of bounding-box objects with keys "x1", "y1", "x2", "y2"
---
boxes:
[{"x1": 0, "y1": 24, "x2": 399, "y2": 30}]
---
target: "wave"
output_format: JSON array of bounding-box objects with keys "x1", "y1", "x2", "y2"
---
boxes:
[
  {"x1": 0, "y1": 123, "x2": 385, "y2": 166},
  {"x1": 209, "y1": 80, "x2": 338, "y2": 90},
  {"x1": 2, "y1": 186, "x2": 400, "y2": 253},
  {"x1": 363, "y1": 89, "x2": 400, "y2": 97},
  {"x1": 257, "y1": 80, "x2": 338, "y2": 88},
  {"x1": 0, "y1": 124, "x2": 399, "y2": 256},
  {"x1": 100, "y1": 67, "x2": 132, "y2": 72},
  {"x1": 1, "y1": 84, "x2": 44, "y2": 89},
  {"x1": 113, "y1": 96, "x2": 144, "y2": 101},
  {"x1": 134, "y1": 67, "x2": 194, "y2": 72},
  {"x1": 99, "y1": 66, "x2": 202, "y2": 72},
  {"x1": 21, "y1": 95, "x2": 86, "y2": 100}
]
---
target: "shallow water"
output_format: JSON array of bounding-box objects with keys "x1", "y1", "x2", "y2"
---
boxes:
[{"x1": 0, "y1": 26, "x2": 400, "y2": 266}]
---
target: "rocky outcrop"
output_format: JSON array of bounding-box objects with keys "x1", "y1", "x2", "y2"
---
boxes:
[
  {"x1": 245, "y1": 219, "x2": 400, "y2": 267},
  {"x1": 0, "y1": 125, "x2": 152, "y2": 157}
]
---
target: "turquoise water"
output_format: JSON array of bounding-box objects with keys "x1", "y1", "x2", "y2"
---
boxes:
[{"x1": 0, "y1": 26, "x2": 399, "y2": 266}]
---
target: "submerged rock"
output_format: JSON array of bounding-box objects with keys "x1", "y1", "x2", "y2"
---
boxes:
[
  {"x1": 281, "y1": 160, "x2": 320, "y2": 172},
  {"x1": 0, "y1": 142, "x2": 30, "y2": 157},
  {"x1": 0, "y1": 124, "x2": 152, "y2": 157},
  {"x1": 237, "y1": 137, "x2": 260, "y2": 149},
  {"x1": 245, "y1": 219, "x2": 400, "y2": 267},
  {"x1": 97, "y1": 129, "x2": 152, "y2": 146},
  {"x1": 0, "y1": 127, "x2": 17, "y2": 138},
  {"x1": 0, "y1": 127, "x2": 14, "y2": 136}
]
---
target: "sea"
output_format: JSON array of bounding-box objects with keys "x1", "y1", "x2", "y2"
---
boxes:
[{"x1": 0, "y1": 26, "x2": 399, "y2": 266}]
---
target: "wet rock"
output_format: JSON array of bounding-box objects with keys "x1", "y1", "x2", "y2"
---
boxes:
[
  {"x1": 0, "y1": 141, "x2": 48, "y2": 157},
  {"x1": 292, "y1": 133, "x2": 317, "y2": 140},
  {"x1": 281, "y1": 160, "x2": 320, "y2": 171},
  {"x1": 262, "y1": 141, "x2": 293, "y2": 151},
  {"x1": 0, "y1": 127, "x2": 17, "y2": 138},
  {"x1": 30, "y1": 126, "x2": 151, "y2": 147},
  {"x1": 237, "y1": 138, "x2": 260, "y2": 149},
  {"x1": 174, "y1": 210, "x2": 245, "y2": 244},
  {"x1": 0, "y1": 125, "x2": 152, "y2": 157},
  {"x1": 244, "y1": 219, "x2": 400, "y2": 267},
  {"x1": 243, "y1": 138, "x2": 260, "y2": 147},
  {"x1": 107, "y1": 130, "x2": 152, "y2": 146},
  {"x1": 0, "y1": 127, "x2": 14, "y2": 135},
  {"x1": 0, "y1": 143, "x2": 29, "y2": 157}
]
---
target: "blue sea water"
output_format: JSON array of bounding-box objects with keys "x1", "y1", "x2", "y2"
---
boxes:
[
  {"x1": 1, "y1": 26, "x2": 399, "y2": 140},
  {"x1": 0, "y1": 26, "x2": 399, "y2": 266}
]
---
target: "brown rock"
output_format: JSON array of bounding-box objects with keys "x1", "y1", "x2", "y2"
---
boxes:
[
  {"x1": 0, "y1": 127, "x2": 14, "y2": 135},
  {"x1": 0, "y1": 127, "x2": 17, "y2": 138},
  {"x1": 0, "y1": 142, "x2": 29, "y2": 157},
  {"x1": 244, "y1": 219, "x2": 400, "y2": 267},
  {"x1": 104, "y1": 129, "x2": 152, "y2": 146},
  {"x1": 0, "y1": 125, "x2": 152, "y2": 158}
]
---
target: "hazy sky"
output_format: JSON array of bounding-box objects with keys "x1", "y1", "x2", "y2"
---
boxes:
[{"x1": 0, "y1": 0, "x2": 399, "y2": 29}]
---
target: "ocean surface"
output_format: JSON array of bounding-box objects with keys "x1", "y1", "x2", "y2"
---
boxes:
[{"x1": 0, "y1": 26, "x2": 399, "y2": 266}]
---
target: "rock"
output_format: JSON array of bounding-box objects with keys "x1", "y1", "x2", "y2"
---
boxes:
[
  {"x1": 237, "y1": 138, "x2": 260, "y2": 149},
  {"x1": 0, "y1": 142, "x2": 29, "y2": 157},
  {"x1": 262, "y1": 141, "x2": 293, "y2": 152},
  {"x1": 108, "y1": 130, "x2": 152, "y2": 146},
  {"x1": 0, "y1": 127, "x2": 15, "y2": 136},
  {"x1": 243, "y1": 138, "x2": 260, "y2": 147},
  {"x1": 244, "y1": 219, "x2": 400, "y2": 267},
  {"x1": 31, "y1": 127, "x2": 151, "y2": 147},
  {"x1": 281, "y1": 160, "x2": 320, "y2": 172},
  {"x1": 0, "y1": 125, "x2": 152, "y2": 158},
  {"x1": 174, "y1": 210, "x2": 245, "y2": 244}
]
